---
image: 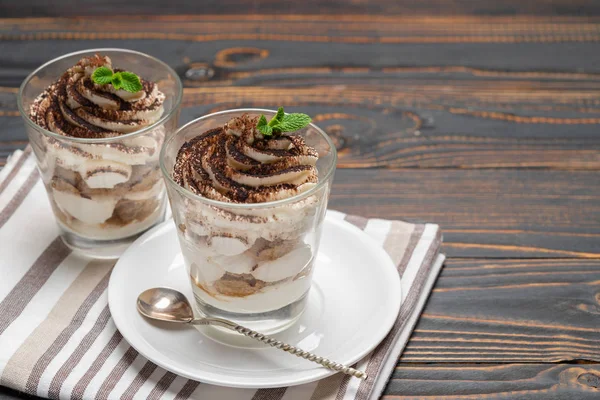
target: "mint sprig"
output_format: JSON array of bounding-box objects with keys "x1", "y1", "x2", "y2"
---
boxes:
[
  {"x1": 257, "y1": 107, "x2": 311, "y2": 137},
  {"x1": 91, "y1": 66, "x2": 113, "y2": 85},
  {"x1": 256, "y1": 115, "x2": 272, "y2": 136},
  {"x1": 91, "y1": 66, "x2": 143, "y2": 93},
  {"x1": 119, "y1": 72, "x2": 143, "y2": 93}
]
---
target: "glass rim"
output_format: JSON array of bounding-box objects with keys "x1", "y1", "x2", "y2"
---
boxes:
[
  {"x1": 160, "y1": 108, "x2": 338, "y2": 210},
  {"x1": 17, "y1": 48, "x2": 183, "y2": 144}
]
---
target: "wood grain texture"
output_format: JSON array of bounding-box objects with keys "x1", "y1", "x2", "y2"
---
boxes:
[
  {"x1": 1, "y1": 16, "x2": 600, "y2": 169},
  {"x1": 2, "y1": 1, "x2": 600, "y2": 17},
  {"x1": 403, "y1": 259, "x2": 600, "y2": 363},
  {"x1": 332, "y1": 169, "x2": 600, "y2": 258},
  {"x1": 5, "y1": 90, "x2": 600, "y2": 168},
  {"x1": 384, "y1": 364, "x2": 600, "y2": 399}
]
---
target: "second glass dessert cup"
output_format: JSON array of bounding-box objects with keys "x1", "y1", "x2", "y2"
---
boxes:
[
  {"x1": 161, "y1": 109, "x2": 337, "y2": 334},
  {"x1": 18, "y1": 49, "x2": 183, "y2": 258}
]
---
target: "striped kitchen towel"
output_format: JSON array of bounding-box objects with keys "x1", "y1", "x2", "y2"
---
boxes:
[{"x1": 0, "y1": 148, "x2": 444, "y2": 400}]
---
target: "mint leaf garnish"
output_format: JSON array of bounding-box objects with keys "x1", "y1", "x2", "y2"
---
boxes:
[
  {"x1": 119, "y1": 71, "x2": 143, "y2": 93},
  {"x1": 91, "y1": 66, "x2": 114, "y2": 85},
  {"x1": 91, "y1": 67, "x2": 143, "y2": 93},
  {"x1": 256, "y1": 107, "x2": 311, "y2": 137},
  {"x1": 256, "y1": 114, "x2": 273, "y2": 135},
  {"x1": 270, "y1": 107, "x2": 285, "y2": 126},
  {"x1": 111, "y1": 73, "x2": 123, "y2": 90},
  {"x1": 278, "y1": 113, "x2": 312, "y2": 132}
]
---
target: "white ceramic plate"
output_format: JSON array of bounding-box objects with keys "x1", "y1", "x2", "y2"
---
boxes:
[{"x1": 109, "y1": 214, "x2": 402, "y2": 388}]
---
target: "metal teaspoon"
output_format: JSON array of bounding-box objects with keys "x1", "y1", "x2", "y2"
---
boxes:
[{"x1": 137, "y1": 287, "x2": 367, "y2": 380}]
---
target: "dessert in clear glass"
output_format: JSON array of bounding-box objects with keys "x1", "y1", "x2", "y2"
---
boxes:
[
  {"x1": 18, "y1": 49, "x2": 182, "y2": 258},
  {"x1": 161, "y1": 108, "x2": 337, "y2": 333}
]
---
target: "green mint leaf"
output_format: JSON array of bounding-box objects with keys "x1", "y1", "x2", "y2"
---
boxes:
[
  {"x1": 91, "y1": 66, "x2": 114, "y2": 85},
  {"x1": 277, "y1": 113, "x2": 312, "y2": 132},
  {"x1": 269, "y1": 107, "x2": 285, "y2": 127},
  {"x1": 256, "y1": 107, "x2": 311, "y2": 136},
  {"x1": 257, "y1": 124, "x2": 273, "y2": 136},
  {"x1": 256, "y1": 114, "x2": 273, "y2": 136},
  {"x1": 119, "y1": 71, "x2": 143, "y2": 93},
  {"x1": 257, "y1": 114, "x2": 268, "y2": 129},
  {"x1": 256, "y1": 114, "x2": 273, "y2": 135},
  {"x1": 111, "y1": 73, "x2": 123, "y2": 90}
]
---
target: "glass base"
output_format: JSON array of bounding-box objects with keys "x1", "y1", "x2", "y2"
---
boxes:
[
  {"x1": 58, "y1": 220, "x2": 164, "y2": 259},
  {"x1": 59, "y1": 230, "x2": 140, "y2": 259},
  {"x1": 194, "y1": 291, "x2": 309, "y2": 335}
]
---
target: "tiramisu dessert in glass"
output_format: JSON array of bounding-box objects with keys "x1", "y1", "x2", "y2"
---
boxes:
[
  {"x1": 18, "y1": 49, "x2": 182, "y2": 258},
  {"x1": 161, "y1": 108, "x2": 336, "y2": 333}
]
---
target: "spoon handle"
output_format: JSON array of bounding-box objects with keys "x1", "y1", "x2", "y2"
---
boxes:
[{"x1": 194, "y1": 318, "x2": 367, "y2": 380}]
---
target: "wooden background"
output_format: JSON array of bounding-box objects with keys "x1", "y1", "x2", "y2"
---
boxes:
[{"x1": 0, "y1": 1, "x2": 599, "y2": 398}]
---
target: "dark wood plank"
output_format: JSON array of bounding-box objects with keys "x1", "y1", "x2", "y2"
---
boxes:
[
  {"x1": 384, "y1": 364, "x2": 600, "y2": 399},
  {"x1": 1, "y1": 17, "x2": 600, "y2": 169},
  {"x1": 3, "y1": 16, "x2": 600, "y2": 78},
  {"x1": 177, "y1": 83, "x2": 600, "y2": 169},
  {"x1": 3, "y1": 15, "x2": 600, "y2": 41},
  {"x1": 403, "y1": 259, "x2": 600, "y2": 363},
  {"x1": 332, "y1": 168, "x2": 600, "y2": 258},
  {"x1": 2, "y1": 1, "x2": 600, "y2": 17},
  {"x1": 5, "y1": 85, "x2": 600, "y2": 168}
]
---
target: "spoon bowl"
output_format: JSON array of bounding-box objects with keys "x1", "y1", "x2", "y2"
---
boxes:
[{"x1": 137, "y1": 287, "x2": 195, "y2": 323}]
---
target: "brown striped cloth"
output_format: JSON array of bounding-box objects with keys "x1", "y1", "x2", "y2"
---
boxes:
[{"x1": 0, "y1": 148, "x2": 444, "y2": 400}]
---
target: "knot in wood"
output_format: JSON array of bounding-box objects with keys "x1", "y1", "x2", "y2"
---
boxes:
[
  {"x1": 214, "y1": 47, "x2": 269, "y2": 68},
  {"x1": 324, "y1": 124, "x2": 346, "y2": 150},
  {"x1": 185, "y1": 66, "x2": 215, "y2": 81},
  {"x1": 577, "y1": 373, "x2": 600, "y2": 389}
]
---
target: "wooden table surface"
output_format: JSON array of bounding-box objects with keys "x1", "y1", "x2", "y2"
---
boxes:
[{"x1": 1, "y1": 2, "x2": 599, "y2": 399}]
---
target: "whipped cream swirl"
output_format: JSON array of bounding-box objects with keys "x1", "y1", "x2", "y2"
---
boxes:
[
  {"x1": 30, "y1": 55, "x2": 165, "y2": 139},
  {"x1": 173, "y1": 114, "x2": 319, "y2": 203}
]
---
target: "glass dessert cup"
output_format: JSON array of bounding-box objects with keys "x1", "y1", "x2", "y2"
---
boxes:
[
  {"x1": 18, "y1": 49, "x2": 183, "y2": 259},
  {"x1": 161, "y1": 109, "x2": 337, "y2": 334}
]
